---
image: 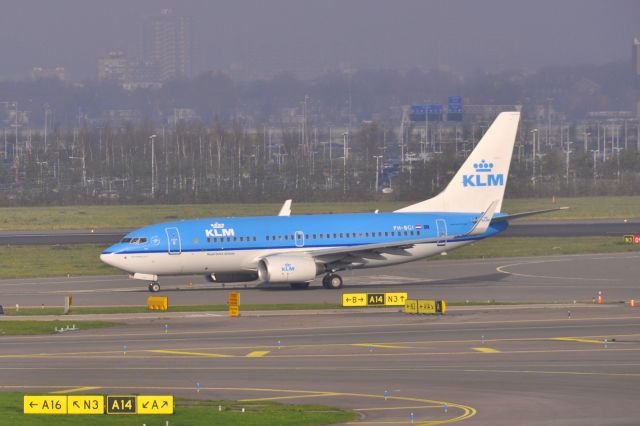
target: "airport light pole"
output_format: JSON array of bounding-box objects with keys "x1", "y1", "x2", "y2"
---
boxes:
[
  {"x1": 373, "y1": 155, "x2": 383, "y2": 192},
  {"x1": 564, "y1": 140, "x2": 572, "y2": 186},
  {"x1": 149, "y1": 134, "x2": 157, "y2": 197},
  {"x1": 530, "y1": 129, "x2": 538, "y2": 188},
  {"x1": 343, "y1": 132, "x2": 349, "y2": 193}
]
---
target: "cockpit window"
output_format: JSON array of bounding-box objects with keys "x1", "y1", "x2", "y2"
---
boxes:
[{"x1": 123, "y1": 237, "x2": 148, "y2": 245}]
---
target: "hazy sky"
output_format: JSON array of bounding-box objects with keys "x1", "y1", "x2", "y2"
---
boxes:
[{"x1": 0, "y1": 0, "x2": 638, "y2": 80}]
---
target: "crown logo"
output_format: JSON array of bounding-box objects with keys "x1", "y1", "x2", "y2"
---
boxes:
[{"x1": 473, "y1": 160, "x2": 493, "y2": 173}]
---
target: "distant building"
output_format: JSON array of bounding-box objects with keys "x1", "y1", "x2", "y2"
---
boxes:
[
  {"x1": 634, "y1": 38, "x2": 640, "y2": 76},
  {"x1": 142, "y1": 9, "x2": 193, "y2": 81},
  {"x1": 97, "y1": 52, "x2": 128, "y2": 82},
  {"x1": 31, "y1": 67, "x2": 65, "y2": 81}
]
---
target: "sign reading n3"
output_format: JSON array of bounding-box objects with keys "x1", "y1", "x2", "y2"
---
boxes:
[{"x1": 462, "y1": 159, "x2": 504, "y2": 187}]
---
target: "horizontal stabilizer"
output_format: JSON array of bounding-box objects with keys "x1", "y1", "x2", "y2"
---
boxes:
[
  {"x1": 492, "y1": 207, "x2": 569, "y2": 222},
  {"x1": 278, "y1": 199, "x2": 292, "y2": 216}
]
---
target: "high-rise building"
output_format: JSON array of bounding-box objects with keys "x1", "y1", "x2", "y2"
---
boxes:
[
  {"x1": 97, "y1": 52, "x2": 128, "y2": 82},
  {"x1": 142, "y1": 9, "x2": 193, "y2": 81},
  {"x1": 633, "y1": 38, "x2": 640, "y2": 76}
]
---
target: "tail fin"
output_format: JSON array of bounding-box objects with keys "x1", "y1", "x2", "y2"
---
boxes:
[{"x1": 395, "y1": 111, "x2": 520, "y2": 213}]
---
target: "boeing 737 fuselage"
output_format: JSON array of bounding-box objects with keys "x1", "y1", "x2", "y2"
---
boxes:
[{"x1": 101, "y1": 112, "x2": 564, "y2": 292}]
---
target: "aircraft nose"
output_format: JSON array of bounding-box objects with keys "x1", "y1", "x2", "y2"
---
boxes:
[{"x1": 100, "y1": 252, "x2": 112, "y2": 266}]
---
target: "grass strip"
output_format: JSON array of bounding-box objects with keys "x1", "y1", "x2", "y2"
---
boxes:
[
  {"x1": 0, "y1": 393, "x2": 356, "y2": 425},
  {"x1": 0, "y1": 196, "x2": 637, "y2": 231},
  {"x1": 0, "y1": 321, "x2": 117, "y2": 336}
]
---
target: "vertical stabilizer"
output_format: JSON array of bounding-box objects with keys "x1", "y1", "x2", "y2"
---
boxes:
[{"x1": 395, "y1": 111, "x2": 520, "y2": 213}]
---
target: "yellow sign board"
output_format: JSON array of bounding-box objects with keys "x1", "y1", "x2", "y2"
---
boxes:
[
  {"x1": 418, "y1": 299, "x2": 436, "y2": 314},
  {"x1": 137, "y1": 395, "x2": 174, "y2": 414},
  {"x1": 342, "y1": 292, "x2": 409, "y2": 307},
  {"x1": 342, "y1": 293, "x2": 367, "y2": 307},
  {"x1": 67, "y1": 395, "x2": 104, "y2": 415},
  {"x1": 367, "y1": 293, "x2": 385, "y2": 305},
  {"x1": 404, "y1": 299, "x2": 418, "y2": 314},
  {"x1": 385, "y1": 292, "x2": 408, "y2": 306},
  {"x1": 147, "y1": 296, "x2": 168, "y2": 311},
  {"x1": 106, "y1": 396, "x2": 136, "y2": 414},
  {"x1": 437, "y1": 300, "x2": 446, "y2": 314},
  {"x1": 24, "y1": 395, "x2": 67, "y2": 414},
  {"x1": 229, "y1": 291, "x2": 240, "y2": 317}
]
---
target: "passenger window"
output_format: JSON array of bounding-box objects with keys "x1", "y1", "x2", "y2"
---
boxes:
[
  {"x1": 253, "y1": 236, "x2": 257, "y2": 241},
  {"x1": 306, "y1": 234, "x2": 310, "y2": 239},
  {"x1": 240, "y1": 237, "x2": 244, "y2": 241},
  {"x1": 365, "y1": 232, "x2": 369, "y2": 237},
  {"x1": 417, "y1": 230, "x2": 421, "y2": 236},
  {"x1": 266, "y1": 236, "x2": 270, "y2": 241},
  {"x1": 385, "y1": 232, "x2": 389, "y2": 237},
  {"x1": 207, "y1": 237, "x2": 211, "y2": 243},
  {"x1": 391, "y1": 232, "x2": 395, "y2": 237},
  {"x1": 233, "y1": 237, "x2": 237, "y2": 242},
  {"x1": 313, "y1": 234, "x2": 317, "y2": 239},
  {"x1": 340, "y1": 233, "x2": 344, "y2": 238},
  {"x1": 404, "y1": 231, "x2": 408, "y2": 236},
  {"x1": 278, "y1": 235, "x2": 282, "y2": 240},
  {"x1": 319, "y1": 234, "x2": 323, "y2": 239}
]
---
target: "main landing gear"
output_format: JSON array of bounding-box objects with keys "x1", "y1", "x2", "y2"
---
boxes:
[
  {"x1": 148, "y1": 281, "x2": 161, "y2": 293},
  {"x1": 322, "y1": 273, "x2": 343, "y2": 289}
]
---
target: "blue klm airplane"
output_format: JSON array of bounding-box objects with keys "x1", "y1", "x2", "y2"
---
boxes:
[{"x1": 101, "y1": 112, "x2": 564, "y2": 292}]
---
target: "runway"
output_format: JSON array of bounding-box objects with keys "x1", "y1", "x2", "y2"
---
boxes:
[
  {"x1": 0, "y1": 219, "x2": 638, "y2": 245},
  {"x1": 1, "y1": 306, "x2": 639, "y2": 425},
  {"x1": 0, "y1": 252, "x2": 638, "y2": 307},
  {"x1": 1, "y1": 252, "x2": 640, "y2": 425}
]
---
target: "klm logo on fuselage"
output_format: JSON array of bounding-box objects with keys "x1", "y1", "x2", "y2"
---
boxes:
[
  {"x1": 205, "y1": 222, "x2": 235, "y2": 238},
  {"x1": 462, "y1": 159, "x2": 504, "y2": 187},
  {"x1": 281, "y1": 263, "x2": 295, "y2": 273}
]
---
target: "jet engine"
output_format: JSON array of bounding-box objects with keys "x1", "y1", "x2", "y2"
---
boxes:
[{"x1": 257, "y1": 254, "x2": 320, "y2": 283}]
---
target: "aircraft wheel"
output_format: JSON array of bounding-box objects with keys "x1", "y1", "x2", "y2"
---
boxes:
[
  {"x1": 290, "y1": 282, "x2": 310, "y2": 289},
  {"x1": 325, "y1": 274, "x2": 343, "y2": 289},
  {"x1": 322, "y1": 275, "x2": 331, "y2": 289},
  {"x1": 148, "y1": 281, "x2": 161, "y2": 293}
]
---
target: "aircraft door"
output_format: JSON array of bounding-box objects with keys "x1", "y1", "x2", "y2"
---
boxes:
[
  {"x1": 165, "y1": 227, "x2": 182, "y2": 254},
  {"x1": 294, "y1": 231, "x2": 305, "y2": 248},
  {"x1": 436, "y1": 219, "x2": 447, "y2": 246}
]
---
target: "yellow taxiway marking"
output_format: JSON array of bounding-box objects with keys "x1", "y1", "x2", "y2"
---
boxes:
[
  {"x1": 246, "y1": 351, "x2": 270, "y2": 357},
  {"x1": 352, "y1": 343, "x2": 413, "y2": 349},
  {"x1": 146, "y1": 349, "x2": 231, "y2": 358},
  {"x1": 50, "y1": 386, "x2": 100, "y2": 394},
  {"x1": 472, "y1": 347, "x2": 500, "y2": 353},
  {"x1": 552, "y1": 337, "x2": 605, "y2": 344},
  {"x1": 241, "y1": 392, "x2": 339, "y2": 402},
  {"x1": 354, "y1": 405, "x2": 442, "y2": 411}
]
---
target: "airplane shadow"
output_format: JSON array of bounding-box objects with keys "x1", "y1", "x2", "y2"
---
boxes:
[{"x1": 145, "y1": 272, "x2": 508, "y2": 293}]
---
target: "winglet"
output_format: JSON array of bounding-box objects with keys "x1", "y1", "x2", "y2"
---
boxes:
[
  {"x1": 278, "y1": 199, "x2": 292, "y2": 216},
  {"x1": 467, "y1": 200, "x2": 499, "y2": 236}
]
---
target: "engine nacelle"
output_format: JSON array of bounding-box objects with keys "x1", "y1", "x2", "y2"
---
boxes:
[
  {"x1": 205, "y1": 272, "x2": 258, "y2": 283},
  {"x1": 258, "y1": 254, "x2": 319, "y2": 283}
]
